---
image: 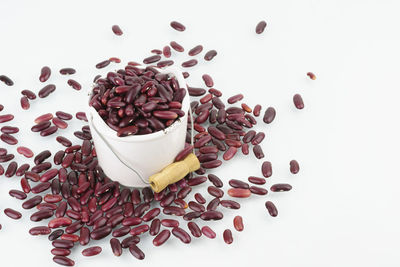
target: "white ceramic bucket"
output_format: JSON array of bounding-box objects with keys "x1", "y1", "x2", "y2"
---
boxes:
[{"x1": 87, "y1": 66, "x2": 189, "y2": 188}]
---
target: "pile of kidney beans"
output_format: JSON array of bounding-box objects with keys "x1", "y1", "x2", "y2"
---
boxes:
[{"x1": 0, "y1": 20, "x2": 315, "y2": 266}]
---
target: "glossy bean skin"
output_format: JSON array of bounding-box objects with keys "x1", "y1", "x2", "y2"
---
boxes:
[
  {"x1": 270, "y1": 183, "x2": 292, "y2": 192},
  {"x1": 39, "y1": 66, "x2": 51, "y2": 82},
  {"x1": 201, "y1": 226, "x2": 216, "y2": 239},
  {"x1": 153, "y1": 229, "x2": 171, "y2": 246},
  {"x1": 256, "y1": 20, "x2": 267, "y2": 34},
  {"x1": 262, "y1": 161, "x2": 272, "y2": 178},
  {"x1": 265, "y1": 201, "x2": 278, "y2": 217},
  {"x1": 170, "y1": 21, "x2": 186, "y2": 32},
  {"x1": 233, "y1": 216, "x2": 244, "y2": 231},
  {"x1": 290, "y1": 160, "x2": 300, "y2": 174},
  {"x1": 293, "y1": 94, "x2": 304, "y2": 109},
  {"x1": 223, "y1": 229, "x2": 233, "y2": 244},
  {"x1": 263, "y1": 107, "x2": 276, "y2": 123}
]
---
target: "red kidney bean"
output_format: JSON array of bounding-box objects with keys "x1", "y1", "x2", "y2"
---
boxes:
[
  {"x1": 0, "y1": 75, "x2": 14, "y2": 86},
  {"x1": 188, "y1": 201, "x2": 205, "y2": 212},
  {"x1": 204, "y1": 50, "x2": 217, "y2": 61},
  {"x1": 201, "y1": 226, "x2": 216, "y2": 239},
  {"x1": 175, "y1": 145, "x2": 193, "y2": 161},
  {"x1": 0, "y1": 114, "x2": 14, "y2": 123},
  {"x1": 199, "y1": 146, "x2": 218, "y2": 154},
  {"x1": 82, "y1": 246, "x2": 102, "y2": 257},
  {"x1": 223, "y1": 229, "x2": 233, "y2": 244},
  {"x1": 35, "y1": 150, "x2": 51, "y2": 165},
  {"x1": 39, "y1": 66, "x2": 51, "y2": 82},
  {"x1": 1, "y1": 133, "x2": 17, "y2": 145},
  {"x1": 53, "y1": 239, "x2": 74, "y2": 249},
  {"x1": 38, "y1": 84, "x2": 56, "y2": 98},
  {"x1": 186, "y1": 222, "x2": 201, "y2": 238},
  {"x1": 78, "y1": 227, "x2": 90, "y2": 246},
  {"x1": 229, "y1": 179, "x2": 249, "y2": 189},
  {"x1": 121, "y1": 236, "x2": 140, "y2": 248},
  {"x1": 233, "y1": 216, "x2": 244, "y2": 231},
  {"x1": 32, "y1": 162, "x2": 52, "y2": 173},
  {"x1": 149, "y1": 218, "x2": 161, "y2": 236},
  {"x1": 51, "y1": 248, "x2": 71, "y2": 256},
  {"x1": 153, "y1": 229, "x2": 170, "y2": 246},
  {"x1": 130, "y1": 224, "x2": 149, "y2": 236},
  {"x1": 223, "y1": 146, "x2": 237, "y2": 160},
  {"x1": 161, "y1": 219, "x2": 179, "y2": 228},
  {"x1": 76, "y1": 112, "x2": 88, "y2": 121},
  {"x1": 263, "y1": 107, "x2": 276, "y2": 124},
  {"x1": 160, "y1": 191, "x2": 176, "y2": 207},
  {"x1": 163, "y1": 46, "x2": 171, "y2": 58},
  {"x1": 48, "y1": 217, "x2": 72, "y2": 228},
  {"x1": 170, "y1": 41, "x2": 184, "y2": 52},
  {"x1": 117, "y1": 125, "x2": 138, "y2": 137},
  {"x1": 187, "y1": 176, "x2": 207, "y2": 187},
  {"x1": 61, "y1": 233, "x2": 79, "y2": 242},
  {"x1": 290, "y1": 160, "x2": 300, "y2": 174},
  {"x1": 188, "y1": 45, "x2": 203, "y2": 56},
  {"x1": 0, "y1": 104, "x2": 3, "y2": 111},
  {"x1": 0, "y1": 153, "x2": 14, "y2": 163},
  {"x1": 200, "y1": 93, "x2": 212, "y2": 104},
  {"x1": 129, "y1": 244, "x2": 145, "y2": 260},
  {"x1": 44, "y1": 194, "x2": 62, "y2": 203},
  {"x1": 220, "y1": 200, "x2": 240, "y2": 209},
  {"x1": 5, "y1": 161, "x2": 17, "y2": 177},
  {"x1": 227, "y1": 94, "x2": 243, "y2": 104},
  {"x1": 256, "y1": 20, "x2": 267, "y2": 34},
  {"x1": 21, "y1": 89, "x2": 37, "y2": 100},
  {"x1": 228, "y1": 188, "x2": 251, "y2": 198},
  {"x1": 49, "y1": 229, "x2": 64, "y2": 241},
  {"x1": 250, "y1": 186, "x2": 268, "y2": 195},
  {"x1": 20, "y1": 96, "x2": 30, "y2": 110},
  {"x1": 110, "y1": 238, "x2": 122, "y2": 256},
  {"x1": 0, "y1": 147, "x2": 6, "y2": 156},
  {"x1": 172, "y1": 227, "x2": 191, "y2": 244},
  {"x1": 143, "y1": 55, "x2": 161, "y2": 64},
  {"x1": 262, "y1": 161, "x2": 272, "y2": 178},
  {"x1": 251, "y1": 132, "x2": 265, "y2": 145},
  {"x1": 131, "y1": 189, "x2": 141, "y2": 205},
  {"x1": 54, "y1": 150, "x2": 65, "y2": 165},
  {"x1": 67, "y1": 79, "x2": 81, "y2": 91},
  {"x1": 174, "y1": 198, "x2": 187, "y2": 209},
  {"x1": 30, "y1": 209, "x2": 54, "y2": 221},
  {"x1": 201, "y1": 74, "x2": 214, "y2": 87},
  {"x1": 34, "y1": 113, "x2": 53, "y2": 124},
  {"x1": 96, "y1": 60, "x2": 110, "y2": 69},
  {"x1": 202, "y1": 159, "x2": 222, "y2": 169},
  {"x1": 1, "y1": 126, "x2": 19, "y2": 134},
  {"x1": 293, "y1": 94, "x2": 304, "y2": 109},
  {"x1": 241, "y1": 143, "x2": 249, "y2": 155},
  {"x1": 157, "y1": 60, "x2": 174, "y2": 68},
  {"x1": 163, "y1": 206, "x2": 185, "y2": 216},
  {"x1": 4, "y1": 208, "x2": 22, "y2": 219},
  {"x1": 25, "y1": 171, "x2": 40, "y2": 182},
  {"x1": 253, "y1": 145, "x2": 264, "y2": 159},
  {"x1": 253, "y1": 104, "x2": 262, "y2": 117},
  {"x1": 182, "y1": 59, "x2": 198, "y2": 68},
  {"x1": 40, "y1": 125, "x2": 58, "y2": 136},
  {"x1": 59, "y1": 68, "x2": 76, "y2": 75},
  {"x1": 29, "y1": 226, "x2": 51, "y2": 236},
  {"x1": 9, "y1": 189, "x2": 27, "y2": 200},
  {"x1": 112, "y1": 25, "x2": 123, "y2": 35},
  {"x1": 177, "y1": 186, "x2": 192, "y2": 199},
  {"x1": 241, "y1": 103, "x2": 252, "y2": 113},
  {"x1": 194, "y1": 193, "x2": 206, "y2": 205},
  {"x1": 170, "y1": 21, "x2": 186, "y2": 31},
  {"x1": 270, "y1": 183, "x2": 292, "y2": 192},
  {"x1": 206, "y1": 197, "x2": 220, "y2": 211},
  {"x1": 151, "y1": 49, "x2": 162, "y2": 54},
  {"x1": 307, "y1": 72, "x2": 316, "y2": 80},
  {"x1": 16, "y1": 146, "x2": 33, "y2": 158},
  {"x1": 207, "y1": 186, "x2": 224, "y2": 198},
  {"x1": 208, "y1": 126, "x2": 225, "y2": 140},
  {"x1": 142, "y1": 208, "x2": 160, "y2": 222},
  {"x1": 248, "y1": 176, "x2": 266, "y2": 185},
  {"x1": 265, "y1": 201, "x2": 278, "y2": 217},
  {"x1": 56, "y1": 111, "x2": 73, "y2": 121},
  {"x1": 31, "y1": 121, "x2": 51, "y2": 133},
  {"x1": 20, "y1": 177, "x2": 31, "y2": 193},
  {"x1": 200, "y1": 210, "x2": 223, "y2": 221},
  {"x1": 91, "y1": 225, "x2": 112, "y2": 240},
  {"x1": 53, "y1": 256, "x2": 74, "y2": 266}
]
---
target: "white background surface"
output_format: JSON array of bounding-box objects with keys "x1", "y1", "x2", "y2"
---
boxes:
[{"x1": 0, "y1": 0, "x2": 399, "y2": 266}]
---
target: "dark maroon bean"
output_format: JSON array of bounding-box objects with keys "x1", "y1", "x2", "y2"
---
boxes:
[
  {"x1": 91, "y1": 225, "x2": 112, "y2": 240},
  {"x1": 40, "y1": 125, "x2": 58, "y2": 136},
  {"x1": 199, "y1": 146, "x2": 218, "y2": 154},
  {"x1": 35, "y1": 150, "x2": 51, "y2": 165},
  {"x1": 163, "y1": 46, "x2": 172, "y2": 58},
  {"x1": 227, "y1": 94, "x2": 243, "y2": 104},
  {"x1": 177, "y1": 186, "x2": 192, "y2": 199},
  {"x1": 96, "y1": 60, "x2": 110, "y2": 69},
  {"x1": 142, "y1": 208, "x2": 160, "y2": 222},
  {"x1": 22, "y1": 195, "x2": 42, "y2": 209},
  {"x1": 223, "y1": 229, "x2": 233, "y2": 244},
  {"x1": 52, "y1": 239, "x2": 74, "y2": 249},
  {"x1": 117, "y1": 125, "x2": 138, "y2": 137},
  {"x1": 30, "y1": 209, "x2": 53, "y2": 221},
  {"x1": 149, "y1": 218, "x2": 161, "y2": 236},
  {"x1": 175, "y1": 145, "x2": 193, "y2": 162},
  {"x1": 233, "y1": 216, "x2": 244, "y2": 231},
  {"x1": 153, "y1": 229, "x2": 171, "y2": 246},
  {"x1": 49, "y1": 229, "x2": 64, "y2": 241},
  {"x1": 32, "y1": 162, "x2": 52, "y2": 173},
  {"x1": 131, "y1": 189, "x2": 141, "y2": 204},
  {"x1": 1, "y1": 126, "x2": 19, "y2": 134},
  {"x1": 265, "y1": 201, "x2": 278, "y2": 217},
  {"x1": 270, "y1": 183, "x2": 292, "y2": 192},
  {"x1": 204, "y1": 50, "x2": 217, "y2": 61},
  {"x1": 1, "y1": 133, "x2": 17, "y2": 145},
  {"x1": 248, "y1": 176, "x2": 266, "y2": 185},
  {"x1": 5, "y1": 161, "x2": 17, "y2": 177},
  {"x1": 181, "y1": 59, "x2": 198, "y2": 68},
  {"x1": 31, "y1": 121, "x2": 51, "y2": 132},
  {"x1": 48, "y1": 217, "x2": 72, "y2": 228},
  {"x1": 0, "y1": 114, "x2": 14, "y2": 123},
  {"x1": 252, "y1": 132, "x2": 265, "y2": 145},
  {"x1": 39, "y1": 66, "x2": 51, "y2": 82},
  {"x1": 202, "y1": 159, "x2": 222, "y2": 169},
  {"x1": 0, "y1": 153, "x2": 14, "y2": 163},
  {"x1": 0, "y1": 104, "x2": 3, "y2": 111},
  {"x1": 253, "y1": 104, "x2": 262, "y2": 117},
  {"x1": 290, "y1": 160, "x2": 300, "y2": 174},
  {"x1": 170, "y1": 21, "x2": 186, "y2": 31},
  {"x1": 183, "y1": 211, "x2": 201, "y2": 221},
  {"x1": 293, "y1": 94, "x2": 304, "y2": 109},
  {"x1": 129, "y1": 244, "x2": 145, "y2": 260},
  {"x1": 56, "y1": 111, "x2": 73, "y2": 121},
  {"x1": 4, "y1": 208, "x2": 22, "y2": 219},
  {"x1": 20, "y1": 96, "x2": 30, "y2": 110},
  {"x1": 130, "y1": 224, "x2": 149, "y2": 236},
  {"x1": 143, "y1": 55, "x2": 161, "y2": 64},
  {"x1": 9, "y1": 189, "x2": 27, "y2": 200},
  {"x1": 227, "y1": 188, "x2": 251, "y2": 198},
  {"x1": 253, "y1": 145, "x2": 264, "y2": 159},
  {"x1": 229, "y1": 179, "x2": 249, "y2": 189},
  {"x1": 250, "y1": 186, "x2": 268, "y2": 195},
  {"x1": 208, "y1": 174, "x2": 223, "y2": 188},
  {"x1": 172, "y1": 227, "x2": 191, "y2": 244},
  {"x1": 25, "y1": 171, "x2": 40, "y2": 181},
  {"x1": 0, "y1": 75, "x2": 14, "y2": 86},
  {"x1": 202, "y1": 74, "x2": 213, "y2": 87},
  {"x1": 29, "y1": 226, "x2": 51, "y2": 236},
  {"x1": 207, "y1": 186, "x2": 224, "y2": 198},
  {"x1": 51, "y1": 248, "x2": 71, "y2": 256},
  {"x1": 153, "y1": 110, "x2": 178, "y2": 120},
  {"x1": 201, "y1": 226, "x2": 216, "y2": 238},
  {"x1": 53, "y1": 256, "x2": 74, "y2": 266},
  {"x1": 121, "y1": 236, "x2": 140, "y2": 248},
  {"x1": 188, "y1": 87, "x2": 206, "y2": 97},
  {"x1": 54, "y1": 150, "x2": 65, "y2": 165},
  {"x1": 0, "y1": 148, "x2": 6, "y2": 156},
  {"x1": 112, "y1": 25, "x2": 123, "y2": 35},
  {"x1": 170, "y1": 41, "x2": 184, "y2": 52},
  {"x1": 110, "y1": 238, "x2": 122, "y2": 256},
  {"x1": 67, "y1": 79, "x2": 81, "y2": 90},
  {"x1": 243, "y1": 130, "x2": 256, "y2": 143},
  {"x1": 157, "y1": 60, "x2": 174, "y2": 68},
  {"x1": 187, "y1": 176, "x2": 207, "y2": 186},
  {"x1": 59, "y1": 68, "x2": 76, "y2": 75},
  {"x1": 263, "y1": 107, "x2": 276, "y2": 124},
  {"x1": 38, "y1": 84, "x2": 56, "y2": 98},
  {"x1": 262, "y1": 161, "x2": 272, "y2": 178},
  {"x1": 256, "y1": 20, "x2": 267, "y2": 34},
  {"x1": 223, "y1": 146, "x2": 237, "y2": 161},
  {"x1": 82, "y1": 246, "x2": 102, "y2": 257},
  {"x1": 188, "y1": 45, "x2": 203, "y2": 56},
  {"x1": 161, "y1": 219, "x2": 179, "y2": 228},
  {"x1": 206, "y1": 197, "x2": 220, "y2": 211},
  {"x1": 21, "y1": 89, "x2": 37, "y2": 100},
  {"x1": 20, "y1": 177, "x2": 31, "y2": 193},
  {"x1": 193, "y1": 193, "x2": 205, "y2": 205},
  {"x1": 163, "y1": 206, "x2": 185, "y2": 216},
  {"x1": 151, "y1": 49, "x2": 162, "y2": 54},
  {"x1": 208, "y1": 126, "x2": 226, "y2": 140},
  {"x1": 188, "y1": 201, "x2": 205, "y2": 212},
  {"x1": 187, "y1": 222, "x2": 202, "y2": 237}
]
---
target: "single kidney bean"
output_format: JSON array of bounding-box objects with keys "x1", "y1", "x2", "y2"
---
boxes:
[
  {"x1": 52, "y1": 256, "x2": 74, "y2": 266},
  {"x1": 293, "y1": 94, "x2": 304, "y2": 109},
  {"x1": 5, "y1": 161, "x2": 17, "y2": 177},
  {"x1": 200, "y1": 210, "x2": 223, "y2": 221},
  {"x1": 189, "y1": 45, "x2": 203, "y2": 56},
  {"x1": 233, "y1": 216, "x2": 244, "y2": 231},
  {"x1": 250, "y1": 186, "x2": 268, "y2": 195},
  {"x1": 170, "y1": 41, "x2": 184, "y2": 52},
  {"x1": 129, "y1": 244, "x2": 145, "y2": 260},
  {"x1": 172, "y1": 227, "x2": 191, "y2": 244},
  {"x1": 59, "y1": 68, "x2": 76, "y2": 75},
  {"x1": 290, "y1": 160, "x2": 300, "y2": 174},
  {"x1": 253, "y1": 104, "x2": 262, "y2": 116},
  {"x1": 208, "y1": 174, "x2": 223, "y2": 187},
  {"x1": 20, "y1": 96, "x2": 30, "y2": 110},
  {"x1": 51, "y1": 248, "x2": 71, "y2": 256},
  {"x1": 38, "y1": 84, "x2": 56, "y2": 98},
  {"x1": 270, "y1": 183, "x2": 292, "y2": 192},
  {"x1": 0, "y1": 75, "x2": 14, "y2": 86},
  {"x1": 227, "y1": 94, "x2": 243, "y2": 104},
  {"x1": 204, "y1": 50, "x2": 217, "y2": 61},
  {"x1": 223, "y1": 146, "x2": 237, "y2": 160},
  {"x1": 229, "y1": 179, "x2": 249, "y2": 189},
  {"x1": 241, "y1": 143, "x2": 249, "y2": 155},
  {"x1": 263, "y1": 107, "x2": 276, "y2": 124},
  {"x1": 82, "y1": 246, "x2": 102, "y2": 257},
  {"x1": 17, "y1": 146, "x2": 33, "y2": 158},
  {"x1": 30, "y1": 209, "x2": 53, "y2": 222},
  {"x1": 121, "y1": 236, "x2": 140, "y2": 248},
  {"x1": 39, "y1": 66, "x2": 51, "y2": 82},
  {"x1": 201, "y1": 226, "x2": 216, "y2": 239},
  {"x1": 265, "y1": 201, "x2": 278, "y2": 217},
  {"x1": 223, "y1": 229, "x2": 233, "y2": 244},
  {"x1": 91, "y1": 225, "x2": 112, "y2": 240},
  {"x1": 253, "y1": 145, "x2": 264, "y2": 159},
  {"x1": 220, "y1": 200, "x2": 240, "y2": 209},
  {"x1": 256, "y1": 20, "x2": 267, "y2": 34},
  {"x1": 0, "y1": 114, "x2": 14, "y2": 123},
  {"x1": 21, "y1": 89, "x2": 36, "y2": 100},
  {"x1": 252, "y1": 132, "x2": 265, "y2": 145},
  {"x1": 170, "y1": 21, "x2": 186, "y2": 31},
  {"x1": 182, "y1": 59, "x2": 198, "y2": 68},
  {"x1": 248, "y1": 176, "x2": 266, "y2": 185},
  {"x1": 1, "y1": 133, "x2": 18, "y2": 145},
  {"x1": 150, "y1": 219, "x2": 161, "y2": 236},
  {"x1": 307, "y1": 72, "x2": 316, "y2": 80},
  {"x1": 227, "y1": 188, "x2": 251, "y2": 198},
  {"x1": 153, "y1": 229, "x2": 171, "y2": 246},
  {"x1": 49, "y1": 229, "x2": 64, "y2": 241},
  {"x1": 262, "y1": 161, "x2": 272, "y2": 178},
  {"x1": 112, "y1": 25, "x2": 123, "y2": 35},
  {"x1": 163, "y1": 46, "x2": 171, "y2": 58},
  {"x1": 4, "y1": 208, "x2": 22, "y2": 219},
  {"x1": 110, "y1": 238, "x2": 122, "y2": 256},
  {"x1": 9, "y1": 189, "x2": 27, "y2": 200}
]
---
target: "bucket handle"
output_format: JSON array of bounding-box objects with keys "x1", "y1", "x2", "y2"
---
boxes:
[{"x1": 89, "y1": 103, "x2": 195, "y2": 186}]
